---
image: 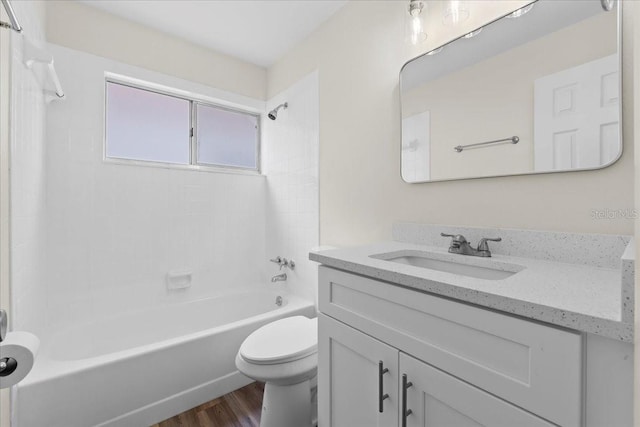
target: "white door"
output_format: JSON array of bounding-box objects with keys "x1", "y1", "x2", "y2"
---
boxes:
[
  {"x1": 399, "y1": 353, "x2": 555, "y2": 427},
  {"x1": 318, "y1": 314, "x2": 399, "y2": 427},
  {"x1": 534, "y1": 54, "x2": 620, "y2": 171}
]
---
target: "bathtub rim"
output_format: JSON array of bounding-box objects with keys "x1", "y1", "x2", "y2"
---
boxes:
[
  {"x1": 46, "y1": 288, "x2": 297, "y2": 361},
  {"x1": 20, "y1": 292, "x2": 315, "y2": 387}
]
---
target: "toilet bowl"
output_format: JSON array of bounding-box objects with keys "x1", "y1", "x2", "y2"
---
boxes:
[{"x1": 235, "y1": 315, "x2": 318, "y2": 427}]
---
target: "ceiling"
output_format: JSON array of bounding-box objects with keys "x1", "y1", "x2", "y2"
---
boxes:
[{"x1": 79, "y1": 0, "x2": 348, "y2": 68}]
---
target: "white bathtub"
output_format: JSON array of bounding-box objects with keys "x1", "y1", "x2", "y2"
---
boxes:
[{"x1": 17, "y1": 290, "x2": 315, "y2": 427}]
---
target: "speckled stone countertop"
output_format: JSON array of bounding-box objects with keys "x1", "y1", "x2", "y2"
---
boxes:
[{"x1": 310, "y1": 228, "x2": 634, "y2": 342}]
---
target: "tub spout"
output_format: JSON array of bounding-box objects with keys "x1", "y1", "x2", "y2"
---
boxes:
[{"x1": 271, "y1": 273, "x2": 287, "y2": 282}]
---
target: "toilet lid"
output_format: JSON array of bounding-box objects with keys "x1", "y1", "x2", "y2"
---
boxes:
[{"x1": 240, "y1": 316, "x2": 318, "y2": 365}]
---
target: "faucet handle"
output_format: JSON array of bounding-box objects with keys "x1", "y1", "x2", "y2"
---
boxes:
[
  {"x1": 270, "y1": 256, "x2": 282, "y2": 265},
  {"x1": 278, "y1": 258, "x2": 296, "y2": 270},
  {"x1": 478, "y1": 237, "x2": 502, "y2": 252},
  {"x1": 441, "y1": 233, "x2": 468, "y2": 248}
]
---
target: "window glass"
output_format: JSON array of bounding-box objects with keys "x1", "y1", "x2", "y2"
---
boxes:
[
  {"x1": 105, "y1": 80, "x2": 260, "y2": 171},
  {"x1": 196, "y1": 103, "x2": 259, "y2": 169},
  {"x1": 106, "y1": 82, "x2": 190, "y2": 164}
]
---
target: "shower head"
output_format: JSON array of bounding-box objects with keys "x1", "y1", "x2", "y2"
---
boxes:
[{"x1": 268, "y1": 102, "x2": 288, "y2": 120}]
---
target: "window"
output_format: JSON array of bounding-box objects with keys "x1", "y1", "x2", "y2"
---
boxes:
[
  {"x1": 105, "y1": 80, "x2": 260, "y2": 171},
  {"x1": 196, "y1": 103, "x2": 259, "y2": 169}
]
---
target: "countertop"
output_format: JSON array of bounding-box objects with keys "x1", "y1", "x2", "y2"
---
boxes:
[{"x1": 310, "y1": 240, "x2": 634, "y2": 342}]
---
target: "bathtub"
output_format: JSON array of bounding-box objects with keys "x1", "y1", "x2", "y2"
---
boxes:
[{"x1": 16, "y1": 290, "x2": 316, "y2": 427}]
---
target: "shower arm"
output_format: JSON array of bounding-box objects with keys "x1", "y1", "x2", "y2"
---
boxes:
[{"x1": 1, "y1": 0, "x2": 23, "y2": 33}]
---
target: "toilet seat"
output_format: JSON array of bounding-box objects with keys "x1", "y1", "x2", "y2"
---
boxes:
[{"x1": 239, "y1": 316, "x2": 318, "y2": 365}]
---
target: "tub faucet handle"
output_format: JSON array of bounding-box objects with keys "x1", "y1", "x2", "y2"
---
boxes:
[
  {"x1": 270, "y1": 256, "x2": 282, "y2": 265},
  {"x1": 270, "y1": 256, "x2": 295, "y2": 270},
  {"x1": 280, "y1": 258, "x2": 295, "y2": 270}
]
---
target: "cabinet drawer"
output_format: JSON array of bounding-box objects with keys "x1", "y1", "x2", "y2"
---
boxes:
[{"x1": 319, "y1": 266, "x2": 583, "y2": 427}]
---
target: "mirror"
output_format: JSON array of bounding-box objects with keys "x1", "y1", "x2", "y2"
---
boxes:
[{"x1": 400, "y1": 0, "x2": 620, "y2": 183}]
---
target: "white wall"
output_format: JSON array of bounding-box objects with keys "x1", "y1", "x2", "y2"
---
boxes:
[
  {"x1": 46, "y1": 1, "x2": 266, "y2": 100},
  {"x1": 264, "y1": 71, "x2": 320, "y2": 305},
  {"x1": 43, "y1": 44, "x2": 268, "y2": 330},
  {"x1": 267, "y1": 0, "x2": 635, "y2": 243},
  {"x1": 9, "y1": 0, "x2": 48, "y2": 339}
]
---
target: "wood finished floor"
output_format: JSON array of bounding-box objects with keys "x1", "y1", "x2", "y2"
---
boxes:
[{"x1": 151, "y1": 382, "x2": 264, "y2": 427}]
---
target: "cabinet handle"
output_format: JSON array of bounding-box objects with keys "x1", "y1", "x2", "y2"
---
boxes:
[
  {"x1": 378, "y1": 361, "x2": 389, "y2": 413},
  {"x1": 402, "y1": 374, "x2": 413, "y2": 427}
]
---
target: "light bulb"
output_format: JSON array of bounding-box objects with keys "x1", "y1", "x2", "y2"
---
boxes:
[
  {"x1": 443, "y1": 0, "x2": 470, "y2": 26},
  {"x1": 407, "y1": 0, "x2": 427, "y2": 45},
  {"x1": 463, "y1": 28, "x2": 482, "y2": 39},
  {"x1": 411, "y1": 16, "x2": 426, "y2": 44},
  {"x1": 507, "y1": 4, "x2": 534, "y2": 18}
]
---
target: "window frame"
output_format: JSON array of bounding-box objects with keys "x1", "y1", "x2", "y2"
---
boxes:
[{"x1": 103, "y1": 75, "x2": 262, "y2": 175}]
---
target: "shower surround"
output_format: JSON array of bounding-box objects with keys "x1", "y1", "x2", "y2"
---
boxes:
[
  {"x1": 264, "y1": 70, "x2": 320, "y2": 305},
  {"x1": 11, "y1": 43, "x2": 319, "y2": 425},
  {"x1": 43, "y1": 45, "x2": 268, "y2": 329},
  {"x1": 9, "y1": 0, "x2": 48, "y2": 342}
]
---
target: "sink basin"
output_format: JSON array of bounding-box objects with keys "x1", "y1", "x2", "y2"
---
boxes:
[{"x1": 371, "y1": 251, "x2": 524, "y2": 280}]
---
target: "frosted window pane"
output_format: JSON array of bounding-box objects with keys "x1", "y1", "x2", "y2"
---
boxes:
[
  {"x1": 106, "y1": 82, "x2": 190, "y2": 164},
  {"x1": 196, "y1": 104, "x2": 258, "y2": 169}
]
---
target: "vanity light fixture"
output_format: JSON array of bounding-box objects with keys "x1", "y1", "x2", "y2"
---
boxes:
[
  {"x1": 463, "y1": 28, "x2": 482, "y2": 39},
  {"x1": 443, "y1": 0, "x2": 469, "y2": 26},
  {"x1": 407, "y1": 0, "x2": 427, "y2": 45},
  {"x1": 506, "y1": 3, "x2": 534, "y2": 19}
]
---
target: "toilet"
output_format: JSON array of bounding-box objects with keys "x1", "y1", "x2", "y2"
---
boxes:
[{"x1": 235, "y1": 315, "x2": 318, "y2": 427}]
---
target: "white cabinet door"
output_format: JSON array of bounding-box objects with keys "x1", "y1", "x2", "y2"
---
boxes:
[
  {"x1": 318, "y1": 314, "x2": 399, "y2": 427},
  {"x1": 400, "y1": 353, "x2": 555, "y2": 427},
  {"x1": 534, "y1": 54, "x2": 620, "y2": 171}
]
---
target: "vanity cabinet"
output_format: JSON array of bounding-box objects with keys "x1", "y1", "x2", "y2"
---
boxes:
[
  {"x1": 318, "y1": 266, "x2": 585, "y2": 427},
  {"x1": 320, "y1": 314, "x2": 556, "y2": 427}
]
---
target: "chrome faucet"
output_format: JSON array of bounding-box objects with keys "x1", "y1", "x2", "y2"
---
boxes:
[
  {"x1": 441, "y1": 233, "x2": 502, "y2": 257},
  {"x1": 271, "y1": 273, "x2": 287, "y2": 282},
  {"x1": 269, "y1": 256, "x2": 295, "y2": 270}
]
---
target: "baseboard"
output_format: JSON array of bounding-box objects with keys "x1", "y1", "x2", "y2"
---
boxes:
[{"x1": 97, "y1": 371, "x2": 253, "y2": 427}]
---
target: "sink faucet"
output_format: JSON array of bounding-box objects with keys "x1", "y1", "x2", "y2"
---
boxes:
[
  {"x1": 271, "y1": 273, "x2": 287, "y2": 282},
  {"x1": 441, "y1": 233, "x2": 501, "y2": 257}
]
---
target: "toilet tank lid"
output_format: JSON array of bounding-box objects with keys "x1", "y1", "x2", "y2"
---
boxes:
[{"x1": 240, "y1": 316, "x2": 318, "y2": 365}]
